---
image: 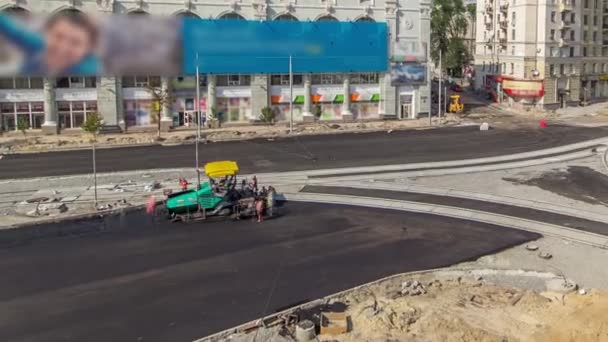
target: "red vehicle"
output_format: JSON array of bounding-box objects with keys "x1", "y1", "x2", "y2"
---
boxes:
[{"x1": 451, "y1": 83, "x2": 463, "y2": 92}]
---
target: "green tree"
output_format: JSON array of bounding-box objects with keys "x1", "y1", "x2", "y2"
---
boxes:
[
  {"x1": 431, "y1": 0, "x2": 470, "y2": 74},
  {"x1": 81, "y1": 112, "x2": 103, "y2": 138},
  {"x1": 17, "y1": 117, "x2": 29, "y2": 136},
  {"x1": 259, "y1": 106, "x2": 276, "y2": 125},
  {"x1": 144, "y1": 84, "x2": 174, "y2": 138}
]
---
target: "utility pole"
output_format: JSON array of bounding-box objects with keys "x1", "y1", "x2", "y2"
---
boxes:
[
  {"x1": 195, "y1": 53, "x2": 201, "y2": 189},
  {"x1": 289, "y1": 55, "x2": 294, "y2": 134},
  {"x1": 92, "y1": 141, "x2": 97, "y2": 207},
  {"x1": 437, "y1": 49, "x2": 442, "y2": 123}
]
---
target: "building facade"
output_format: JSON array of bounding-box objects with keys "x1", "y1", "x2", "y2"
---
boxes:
[
  {"x1": 474, "y1": 0, "x2": 608, "y2": 109},
  {"x1": 0, "y1": 0, "x2": 431, "y2": 133}
]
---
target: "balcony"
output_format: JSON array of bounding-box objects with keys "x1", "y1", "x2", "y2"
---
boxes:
[
  {"x1": 559, "y1": 21, "x2": 571, "y2": 30},
  {"x1": 485, "y1": 3, "x2": 494, "y2": 13},
  {"x1": 499, "y1": 1, "x2": 509, "y2": 13},
  {"x1": 498, "y1": 37, "x2": 507, "y2": 46},
  {"x1": 559, "y1": 0, "x2": 573, "y2": 12},
  {"x1": 559, "y1": 38, "x2": 570, "y2": 47},
  {"x1": 499, "y1": 21, "x2": 508, "y2": 30}
]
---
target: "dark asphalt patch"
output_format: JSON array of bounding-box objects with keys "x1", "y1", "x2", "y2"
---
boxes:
[
  {"x1": 0, "y1": 202, "x2": 539, "y2": 342},
  {"x1": 504, "y1": 166, "x2": 608, "y2": 206},
  {"x1": 1, "y1": 125, "x2": 607, "y2": 179},
  {"x1": 301, "y1": 185, "x2": 608, "y2": 236}
]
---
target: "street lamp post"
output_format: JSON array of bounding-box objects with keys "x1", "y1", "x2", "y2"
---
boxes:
[
  {"x1": 195, "y1": 53, "x2": 202, "y2": 189},
  {"x1": 289, "y1": 55, "x2": 294, "y2": 134}
]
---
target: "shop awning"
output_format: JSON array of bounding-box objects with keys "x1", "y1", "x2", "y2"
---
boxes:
[
  {"x1": 293, "y1": 95, "x2": 305, "y2": 104},
  {"x1": 370, "y1": 94, "x2": 380, "y2": 102},
  {"x1": 312, "y1": 94, "x2": 323, "y2": 103},
  {"x1": 271, "y1": 95, "x2": 282, "y2": 104},
  {"x1": 351, "y1": 93, "x2": 360, "y2": 102},
  {"x1": 333, "y1": 94, "x2": 344, "y2": 103}
]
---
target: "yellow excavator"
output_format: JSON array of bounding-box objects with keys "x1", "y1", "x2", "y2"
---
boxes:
[{"x1": 448, "y1": 95, "x2": 465, "y2": 113}]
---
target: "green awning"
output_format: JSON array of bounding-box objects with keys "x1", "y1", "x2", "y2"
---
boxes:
[
  {"x1": 371, "y1": 94, "x2": 381, "y2": 102},
  {"x1": 293, "y1": 95, "x2": 305, "y2": 104},
  {"x1": 333, "y1": 94, "x2": 344, "y2": 103}
]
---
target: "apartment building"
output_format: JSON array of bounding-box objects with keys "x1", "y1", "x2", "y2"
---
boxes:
[
  {"x1": 0, "y1": 0, "x2": 431, "y2": 134},
  {"x1": 474, "y1": 0, "x2": 608, "y2": 109}
]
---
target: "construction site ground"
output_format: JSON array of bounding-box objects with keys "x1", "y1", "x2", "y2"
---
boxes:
[{"x1": 228, "y1": 239, "x2": 608, "y2": 342}]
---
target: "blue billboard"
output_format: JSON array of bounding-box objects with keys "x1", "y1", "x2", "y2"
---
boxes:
[
  {"x1": 182, "y1": 19, "x2": 388, "y2": 75},
  {"x1": 0, "y1": 13, "x2": 387, "y2": 76}
]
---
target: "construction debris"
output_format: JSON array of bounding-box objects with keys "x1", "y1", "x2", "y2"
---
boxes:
[
  {"x1": 525, "y1": 244, "x2": 539, "y2": 251},
  {"x1": 400, "y1": 280, "x2": 427, "y2": 296},
  {"x1": 320, "y1": 312, "x2": 348, "y2": 336},
  {"x1": 294, "y1": 320, "x2": 316, "y2": 341},
  {"x1": 144, "y1": 181, "x2": 161, "y2": 192},
  {"x1": 538, "y1": 252, "x2": 553, "y2": 259}
]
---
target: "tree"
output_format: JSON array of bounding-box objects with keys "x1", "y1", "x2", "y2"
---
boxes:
[
  {"x1": 17, "y1": 117, "x2": 28, "y2": 136},
  {"x1": 144, "y1": 84, "x2": 174, "y2": 139},
  {"x1": 259, "y1": 106, "x2": 276, "y2": 125},
  {"x1": 431, "y1": 0, "x2": 469, "y2": 75},
  {"x1": 81, "y1": 113, "x2": 103, "y2": 208}
]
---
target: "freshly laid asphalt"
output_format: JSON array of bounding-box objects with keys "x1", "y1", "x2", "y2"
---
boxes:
[
  {"x1": 1, "y1": 125, "x2": 607, "y2": 179},
  {"x1": 0, "y1": 202, "x2": 539, "y2": 342},
  {"x1": 301, "y1": 185, "x2": 608, "y2": 236}
]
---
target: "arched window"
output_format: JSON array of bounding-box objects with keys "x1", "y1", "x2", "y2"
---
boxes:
[
  {"x1": 176, "y1": 11, "x2": 200, "y2": 19},
  {"x1": 275, "y1": 13, "x2": 298, "y2": 21},
  {"x1": 316, "y1": 15, "x2": 338, "y2": 22},
  {"x1": 355, "y1": 16, "x2": 375, "y2": 22},
  {"x1": 1, "y1": 6, "x2": 29, "y2": 17},
  {"x1": 128, "y1": 9, "x2": 149, "y2": 16},
  {"x1": 218, "y1": 12, "x2": 245, "y2": 20}
]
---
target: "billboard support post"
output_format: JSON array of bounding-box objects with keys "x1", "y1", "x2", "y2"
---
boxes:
[
  {"x1": 437, "y1": 49, "x2": 442, "y2": 125},
  {"x1": 195, "y1": 52, "x2": 201, "y2": 189},
  {"x1": 289, "y1": 55, "x2": 294, "y2": 134}
]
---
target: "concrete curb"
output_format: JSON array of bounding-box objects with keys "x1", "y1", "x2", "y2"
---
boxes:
[
  {"x1": 304, "y1": 149, "x2": 596, "y2": 182},
  {"x1": 194, "y1": 267, "x2": 568, "y2": 342},
  {"x1": 318, "y1": 180, "x2": 608, "y2": 225},
  {"x1": 284, "y1": 192, "x2": 608, "y2": 248},
  {"x1": 291, "y1": 136, "x2": 608, "y2": 178}
]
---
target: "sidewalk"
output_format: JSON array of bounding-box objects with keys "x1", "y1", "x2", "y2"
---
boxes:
[{"x1": 0, "y1": 117, "x2": 462, "y2": 154}]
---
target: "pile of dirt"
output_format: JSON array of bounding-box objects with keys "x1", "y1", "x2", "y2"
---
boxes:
[{"x1": 313, "y1": 273, "x2": 608, "y2": 342}]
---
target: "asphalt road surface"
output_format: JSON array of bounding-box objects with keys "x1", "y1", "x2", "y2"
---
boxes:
[
  {"x1": 1, "y1": 125, "x2": 607, "y2": 179},
  {"x1": 0, "y1": 202, "x2": 539, "y2": 342},
  {"x1": 302, "y1": 186, "x2": 608, "y2": 236}
]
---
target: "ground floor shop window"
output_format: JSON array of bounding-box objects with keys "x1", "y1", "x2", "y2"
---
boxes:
[
  {"x1": 216, "y1": 97, "x2": 252, "y2": 122},
  {"x1": 271, "y1": 104, "x2": 304, "y2": 122},
  {"x1": 1, "y1": 102, "x2": 44, "y2": 131},
  {"x1": 123, "y1": 100, "x2": 158, "y2": 127},
  {"x1": 173, "y1": 97, "x2": 207, "y2": 127},
  {"x1": 351, "y1": 102, "x2": 379, "y2": 119},
  {"x1": 58, "y1": 101, "x2": 97, "y2": 129},
  {"x1": 313, "y1": 102, "x2": 343, "y2": 121}
]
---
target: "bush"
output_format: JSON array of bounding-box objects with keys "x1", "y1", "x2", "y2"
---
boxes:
[
  {"x1": 17, "y1": 117, "x2": 29, "y2": 136},
  {"x1": 259, "y1": 106, "x2": 276, "y2": 125},
  {"x1": 81, "y1": 113, "x2": 103, "y2": 137}
]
